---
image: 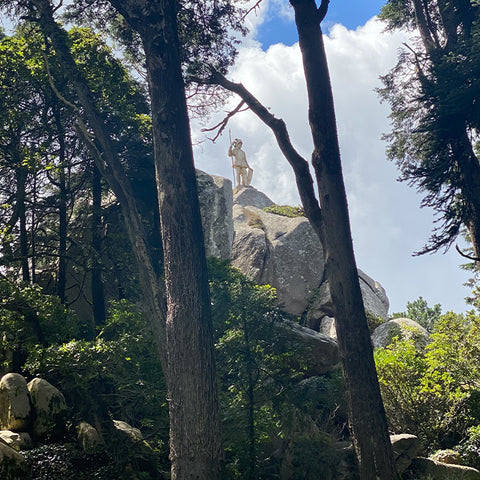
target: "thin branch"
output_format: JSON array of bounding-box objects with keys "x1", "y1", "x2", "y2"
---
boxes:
[
  {"x1": 242, "y1": 0, "x2": 264, "y2": 20},
  {"x1": 42, "y1": 51, "x2": 79, "y2": 112},
  {"x1": 318, "y1": 0, "x2": 329, "y2": 23},
  {"x1": 456, "y1": 244, "x2": 480, "y2": 263},
  {"x1": 201, "y1": 100, "x2": 248, "y2": 142}
]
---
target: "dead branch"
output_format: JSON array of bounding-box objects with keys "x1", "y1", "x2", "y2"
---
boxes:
[
  {"x1": 242, "y1": 0, "x2": 264, "y2": 20},
  {"x1": 201, "y1": 100, "x2": 248, "y2": 142}
]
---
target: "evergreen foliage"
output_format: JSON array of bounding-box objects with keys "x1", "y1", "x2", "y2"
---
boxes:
[
  {"x1": 378, "y1": 0, "x2": 480, "y2": 254},
  {"x1": 392, "y1": 296, "x2": 442, "y2": 332}
]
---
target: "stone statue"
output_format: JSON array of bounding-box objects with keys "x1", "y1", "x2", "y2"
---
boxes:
[{"x1": 228, "y1": 138, "x2": 253, "y2": 186}]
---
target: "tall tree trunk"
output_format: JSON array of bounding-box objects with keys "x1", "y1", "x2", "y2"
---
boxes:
[
  {"x1": 290, "y1": 1, "x2": 398, "y2": 478},
  {"x1": 53, "y1": 103, "x2": 67, "y2": 302},
  {"x1": 91, "y1": 163, "x2": 106, "y2": 327},
  {"x1": 119, "y1": 1, "x2": 223, "y2": 476}
]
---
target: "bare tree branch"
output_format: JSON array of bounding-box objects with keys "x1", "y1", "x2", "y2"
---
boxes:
[
  {"x1": 205, "y1": 69, "x2": 324, "y2": 242},
  {"x1": 201, "y1": 100, "x2": 248, "y2": 142},
  {"x1": 242, "y1": 0, "x2": 264, "y2": 20}
]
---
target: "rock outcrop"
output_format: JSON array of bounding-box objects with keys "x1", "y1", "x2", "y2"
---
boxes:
[
  {"x1": 0, "y1": 442, "x2": 28, "y2": 479},
  {"x1": 113, "y1": 420, "x2": 143, "y2": 442},
  {"x1": 282, "y1": 321, "x2": 339, "y2": 374},
  {"x1": 232, "y1": 196, "x2": 325, "y2": 316},
  {"x1": 27, "y1": 378, "x2": 67, "y2": 439},
  {"x1": 197, "y1": 170, "x2": 234, "y2": 261},
  {"x1": 0, "y1": 430, "x2": 32, "y2": 451},
  {"x1": 77, "y1": 421, "x2": 103, "y2": 452},
  {"x1": 227, "y1": 185, "x2": 389, "y2": 327},
  {"x1": 409, "y1": 457, "x2": 480, "y2": 479},
  {"x1": 391, "y1": 433, "x2": 421, "y2": 474}
]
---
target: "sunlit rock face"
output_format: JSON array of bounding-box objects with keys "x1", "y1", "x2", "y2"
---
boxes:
[{"x1": 198, "y1": 175, "x2": 390, "y2": 331}]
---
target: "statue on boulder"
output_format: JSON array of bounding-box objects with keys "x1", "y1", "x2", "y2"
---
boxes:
[{"x1": 228, "y1": 138, "x2": 253, "y2": 187}]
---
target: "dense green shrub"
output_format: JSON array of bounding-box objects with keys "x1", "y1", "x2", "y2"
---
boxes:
[
  {"x1": 0, "y1": 279, "x2": 78, "y2": 373},
  {"x1": 375, "y1": 311, "x2": 480, "y2": 453},
  {"x1": 24, "y1": 300, "x2": 169, "y2": 473}
]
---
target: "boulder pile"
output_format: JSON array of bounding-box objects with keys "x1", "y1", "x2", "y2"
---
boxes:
[{"x1": 0, "y1": 373, "x2": 141, "y2": 479}]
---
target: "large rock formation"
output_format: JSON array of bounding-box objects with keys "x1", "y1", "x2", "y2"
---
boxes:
[
  {"x1": 197, "y1": 170, "x2": 234, "y2": 260},
  {"x1": 228, "y1": 185, "x2": 389, "y2": 328}
]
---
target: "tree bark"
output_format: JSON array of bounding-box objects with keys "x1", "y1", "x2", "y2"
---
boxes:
[
  {"x1": 105, "y1": 1, "x2": 223, "y2": 477},
  {"x1": 91, "y1": 163, "x2": 106, "y2": 327},
  {"x1": 16, "y1": 166, "x2": 30, "y2": 283},
  {"x1": 52, "y1": 102, "x2": 67, "y2": 302},
  {"x1": 290, "y1": 1, "x2": 398, "y2": 478}
]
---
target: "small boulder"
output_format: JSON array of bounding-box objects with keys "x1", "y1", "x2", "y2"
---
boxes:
[
  {"x1": 431, "y1": 449, "x2": 464, "y2": 465},
  {"x1": 27, "y1": 377, "x2": 67, "y2": 439},
  {"x1": 77, "y1": 421, "x2": 103, "y2": 453},
  {"x1": 0, "y1": 373, "x2": 31, "y2": 431},
  {"x1": 284, "y1": 321, "x2": 339, "y2": 374},
  {"x1": 390, "y1": 433, "x2": 421, "y2": 474},
  {"x1": 0, "y1": 442, "x2": 28, "y2": 479},
  {"x1": 409, "y1": 457, "x2": 480, "y2": 480},
  {"x1": 371, "y1": 318, "x2": 430, "y2": 350},
  {"x1": 113, "y1": 420, "x2": 143, "y2": 442},
  {"x1": 0, "y1": 430, "x2": 32, "y2": 451}
]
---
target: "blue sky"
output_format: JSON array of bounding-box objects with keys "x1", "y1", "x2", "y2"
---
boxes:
[{"x1": 256, "y1": 0, "x2": 387, "y2": 47}]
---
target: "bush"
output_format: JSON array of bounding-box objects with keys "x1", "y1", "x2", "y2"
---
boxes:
[
  {"x1": 375, "y1": 311, "x2": 480, "y2": 453},
  {"x1": 24, "y1": 300, "x2": 169, "y2": 474},
  {"x1": 0, "y1": 279, "x2": 78, "y2": 373}
]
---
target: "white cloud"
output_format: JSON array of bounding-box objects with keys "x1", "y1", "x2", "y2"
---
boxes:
[{"x1": 192, "y1": 17, "x2": 471, "y2": 314}]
